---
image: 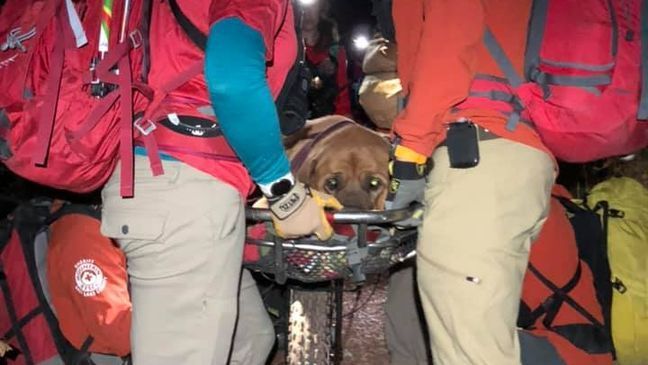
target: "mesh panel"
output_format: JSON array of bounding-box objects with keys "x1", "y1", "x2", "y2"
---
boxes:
[{"x1": 244, "y1": 230, "x2": 416, "y2": 283}]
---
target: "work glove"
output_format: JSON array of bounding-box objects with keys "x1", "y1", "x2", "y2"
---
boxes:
[
  {"x1": 266, "y1": 181, "x2": 343, "y2": 241},
  {"x1": 385, "y1": 144, "x2": 429, "y2": 227}
]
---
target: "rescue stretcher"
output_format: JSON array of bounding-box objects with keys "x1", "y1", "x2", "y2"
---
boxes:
[
  {"x1": 242, "y1": 205, "x2": 420, "y2": 365},
  {"x1": 243, "y1": 205, "x2": 419, "y2": 284}
]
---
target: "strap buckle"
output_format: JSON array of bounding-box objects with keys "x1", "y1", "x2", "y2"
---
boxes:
[
  {"x1": 129, "y1": 30, "x2": 143, "y2": 49},
  {"x1": 134, "y1": 118, "x2": 156, "y2": 136}
]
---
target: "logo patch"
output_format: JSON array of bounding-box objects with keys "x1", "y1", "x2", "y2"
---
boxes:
[
  {"x1": 389, "y1": 179, "x2": 401, "y2": 193},
  {"x1": 74, "y1": 259, "x2": 106, "y2": 297}
]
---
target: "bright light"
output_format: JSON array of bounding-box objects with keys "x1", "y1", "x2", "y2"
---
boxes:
[
  {"x1": 353, "y1": 35, "x2": 370, "y2": 50},
  {"x1": 620, "y1": 154, "x2": 636, "y2": 162},
  {"x1": 298, "y1": 0, "x2": 317, "y2": 5}
]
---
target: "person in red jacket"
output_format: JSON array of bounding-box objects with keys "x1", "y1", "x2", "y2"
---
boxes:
[
  {"x1": 99, "y1": 1, "x2": 342, "y2": 364},
  {"x1": 302, "y1": 0, "x2": 352, "y2": 118},
  {"x1": 386, "y1": 1, "x2": 556, "y2": 364}
]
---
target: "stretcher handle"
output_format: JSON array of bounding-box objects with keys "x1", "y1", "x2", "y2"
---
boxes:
[{"x1": 245, "y1": 203, "x2": 423, "y2": 225}]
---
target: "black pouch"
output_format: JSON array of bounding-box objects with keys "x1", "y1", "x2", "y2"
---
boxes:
[{"x1": 446, "y1": 121, "x2": 480, "y2": 168}]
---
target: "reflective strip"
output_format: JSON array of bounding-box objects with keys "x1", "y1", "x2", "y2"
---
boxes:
[
  {"x1": 540, "y1": 58, "x2": 615, "y2": 72},
  {"x1": 638, "y1": 0, "x2": 648, "y2": 120},
  {"x1": 483, "y1": 28, "x2": 523, "y2": 87}
]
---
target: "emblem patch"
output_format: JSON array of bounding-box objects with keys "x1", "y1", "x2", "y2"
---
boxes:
[{"x1": 74, "y1": 259, "x2": 107, "y2": 297}]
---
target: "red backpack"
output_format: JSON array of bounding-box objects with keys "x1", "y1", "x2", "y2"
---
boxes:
[
  {"x1": 519, "y1": 191, "x2": 614, "y2": 365},
  {"x1": 0, "y1": 198, "x2": 129, "y2": 365},
  {"x1": 479, "y1": 0, "x2": 648, "y2": 163},
  {"x1": 0, "y1": 0, "x2": 150, "y2": 197},
  {"x1": 0, "y1": 0, "x2": 304, "y2": 198}
]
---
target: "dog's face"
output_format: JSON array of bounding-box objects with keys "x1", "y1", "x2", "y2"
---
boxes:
[{"x1": 286, "y1": 117, "x2": 390, "y2": 210}]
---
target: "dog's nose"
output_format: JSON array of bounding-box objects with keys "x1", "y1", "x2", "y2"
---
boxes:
[{"x1": 335, "y1": 190, "x2": 375, "y2": 210}]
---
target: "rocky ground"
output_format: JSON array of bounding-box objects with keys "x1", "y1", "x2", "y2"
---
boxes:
[{"x1": 269, "y1": 276, "x2": 391, "y2": 365}]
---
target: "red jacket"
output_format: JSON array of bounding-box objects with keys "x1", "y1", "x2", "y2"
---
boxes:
[
  {"x1": 392, "y1": 0, "x2": 553, "y2": 162},
  {"x1": 47, "y1": 212, "x2": 131, "y2": 357},
  {"x1": 144, "y1": 0, "x2": 297, "y2": 198}
]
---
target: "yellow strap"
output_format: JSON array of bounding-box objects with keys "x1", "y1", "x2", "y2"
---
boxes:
[{"x1": 394, "y1": 145, "x2": 427, "y2": 164}]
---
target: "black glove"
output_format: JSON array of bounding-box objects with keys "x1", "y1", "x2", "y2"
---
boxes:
[{"x1": 385, "y1": 158, "x2": 429, "y2": 227}]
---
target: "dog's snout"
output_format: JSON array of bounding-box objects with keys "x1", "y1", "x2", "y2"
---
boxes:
[{"x1": 335, "y1": 189, "x2": 377, "y2": 210}]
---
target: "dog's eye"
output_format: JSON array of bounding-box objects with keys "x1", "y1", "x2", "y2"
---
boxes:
[
  {"x1": 368, "y1": 177, "x2": 382, "y2": 190},
  {"x1": 325, "y1": 177, "x2": 339, "y2": 192}
]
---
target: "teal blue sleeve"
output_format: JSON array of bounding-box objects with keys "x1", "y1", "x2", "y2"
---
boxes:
[{"x1": 204, "y1": 17, "x2": 290, "y2": 185}]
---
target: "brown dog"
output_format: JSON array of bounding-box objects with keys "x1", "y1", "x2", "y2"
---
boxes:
[{"x1": 284, "y1": 115, "x2": 390, "y2": 210}]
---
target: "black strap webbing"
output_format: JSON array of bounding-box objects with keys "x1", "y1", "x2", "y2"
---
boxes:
[
  {"x1": 168, "y1": 0, "x2": 207, "y2": 51},
  {"x1": 80, "y1": 336, "x2": 94, "y2": 352},
  {"x1": 0, "y1": 263, "x2": 35, "y2": 365},
  {"x1": 528, "y1": 262, "x2": 605, "y2": 329},
  {"x1": 139, "y1": 0, "x2": 153, "y2": 82}
]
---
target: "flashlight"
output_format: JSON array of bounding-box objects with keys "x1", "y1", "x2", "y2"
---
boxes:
[{"x1": 353, "y1": 35, "x2": 370, "y2": 51}]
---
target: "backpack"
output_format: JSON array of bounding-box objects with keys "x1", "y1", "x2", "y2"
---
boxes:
[
  {"x1": 0, "y1": 0, "x2": 307, "y2": 198},
  {"x1": 0, "y1": 198, "x2": 128, "y2": 365},
  {"x1": 518, "y1": 191, "x2": 614, "y2": 365},
  {"x1": 358, "y1": 38, "x2": 403, "y2": 130},
  {"x1": 588, "y1": 177, "x2": 648, "y2": 365},
  {"x1": 0, "y1": 0, "x2": 149, "y2": 198},
  {"x1": 477, "y1": 0, "x2": 648, "y2": 163}
]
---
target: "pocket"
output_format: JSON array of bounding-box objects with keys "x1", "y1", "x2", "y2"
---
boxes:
[{"x1": 101, "y1": 208, "x2": 167, "y2": 278}]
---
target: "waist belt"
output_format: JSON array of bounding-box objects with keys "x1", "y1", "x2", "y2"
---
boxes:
[{"x1": 437, "y1": 125, "x2": 500, "y2": 147}]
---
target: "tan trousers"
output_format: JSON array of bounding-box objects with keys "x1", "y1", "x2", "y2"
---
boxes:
[
  {"x1": 417, "y1": 138, "x2": 555, "y2": 365},
  {"x1": 101, "y1": 157, "x2": 274, "y2": 365}
]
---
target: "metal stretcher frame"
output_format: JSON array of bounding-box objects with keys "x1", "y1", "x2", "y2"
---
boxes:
[{"x1": 243, "y1": 205, "x2": 420, "y2": 284}]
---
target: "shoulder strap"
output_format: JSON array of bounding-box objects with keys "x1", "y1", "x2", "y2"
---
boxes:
[
  {"x1": 481, "y1": 27, "x2": 524, "y2": 131},
  {"x1": 527, "y1": 262, "x2": 604, "y2": 329},
  {"x1": 168, "y1": 0, "x2": 206, "y2": 51}
]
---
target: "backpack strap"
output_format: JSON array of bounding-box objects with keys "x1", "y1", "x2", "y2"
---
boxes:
[
  {"x1": 527, "y1": 261, "x2": 605, "y2": 329},
  {"x1": 524, "y1": 0, "x2": 614, "y2": 97},
  {"x1": 638, "y1": 0, "x2": 648, "y2": 120},
  {"x1": 481, "y1": 27, "x2": 524, "y2": 131},
  {"x1": 32, "y1": 0, "x2": 71, "y2": 166},
  {"x1": 0, "y1": 262, "x2": 35, "y2": 364},
  {"x1": 168, "y1": 0, "x2": 206, "y2": 50}
]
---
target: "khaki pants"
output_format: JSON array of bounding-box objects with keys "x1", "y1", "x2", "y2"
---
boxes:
[
  {"x1": 417, "y1": 138, "x2": 555, "y2": 365},
  {"x1": 101, "y1": 157, "x2": 274, "y2": 365}
]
